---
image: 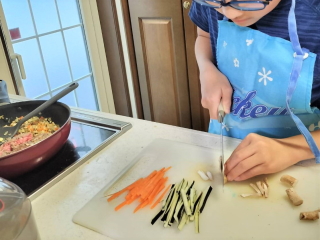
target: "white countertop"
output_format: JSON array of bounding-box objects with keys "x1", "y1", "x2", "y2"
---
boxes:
[{"x1": 31, "y1": 108, "x2": 241, "y2": 240}]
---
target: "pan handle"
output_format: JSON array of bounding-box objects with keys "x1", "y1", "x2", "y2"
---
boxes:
[
  {"x1": 17, "y1": 82, "x2": 79, "y2": 127},
  {"x1": 50, "y1": 82, "x2": 79, "y2": 103}
]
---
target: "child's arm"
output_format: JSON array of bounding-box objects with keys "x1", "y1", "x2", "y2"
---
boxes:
[
  {"x1": 224, "y1": 130, "x2": 320, "y2": 181},
  {"x1": 195, "y1": 27, "x2": 233, "y2": 119}
]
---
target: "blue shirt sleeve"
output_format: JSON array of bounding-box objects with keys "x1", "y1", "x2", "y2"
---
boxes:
[
  {"x1": 188, "y1": 1, "x2": 222, "y2": 66},
  {"x1": 188, "y1": 1, "x2": 210, "y2": 32}
]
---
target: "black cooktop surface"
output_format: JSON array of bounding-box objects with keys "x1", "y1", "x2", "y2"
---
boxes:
[{"x1": 11, "y1": 120, "x2": 118, "y2": 196}]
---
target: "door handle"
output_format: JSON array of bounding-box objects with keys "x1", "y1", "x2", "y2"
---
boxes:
[
  {"x1": 10, "y1": 53, "x2": 26, "y2": 79},
  {"x1": 183, "y1": 1, "x2": 190, "y2": 9}
]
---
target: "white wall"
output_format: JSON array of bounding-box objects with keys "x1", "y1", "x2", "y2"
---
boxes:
[
  {"x1": 0, "y1": 37, "x2": 15, "y2": 94},
  {"x1": 115, "y1": 2, "x2": 138, "y2": 118}
]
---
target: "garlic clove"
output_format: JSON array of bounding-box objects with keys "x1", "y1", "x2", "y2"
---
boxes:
[{"x1": 197, "y1": 170, "x2": 209, "y2": 181}]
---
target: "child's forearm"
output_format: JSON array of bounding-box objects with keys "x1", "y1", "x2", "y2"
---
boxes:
[
  {"x1": 278, "y1": 129, "x2": 320, "y2": 163},
  {"x1": 195, "y1": 36, "x2": 213, "y2": 69},
  {"x1": 195, "y1": 28, "x2": 216, "y2": 73}
]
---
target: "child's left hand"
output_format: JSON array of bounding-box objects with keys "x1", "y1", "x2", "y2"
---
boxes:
[{"x1": 224, "y1": 133, "x2": 311, "y2": 181}]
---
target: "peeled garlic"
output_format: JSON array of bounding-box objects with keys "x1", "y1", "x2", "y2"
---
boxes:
[
  {"x1": 206, "y1": 171, "x2": 213, "y2": 180},
  {"x1": 197, "y1": 170, "x2": 209, "y2": 181}
]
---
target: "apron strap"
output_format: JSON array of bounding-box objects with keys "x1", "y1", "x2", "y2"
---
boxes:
[
  {"x1": 288, "y1": 0, "x2": 303, "y2": 55},
  {"x1": 287, "y1": 0, "x2": 320, "y2": 162}
]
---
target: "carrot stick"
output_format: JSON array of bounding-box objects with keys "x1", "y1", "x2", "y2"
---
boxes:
[
  {"x1": 144, "y1": 170, "x2": 158, "y2": 181},
  {"x1": 109, "y1": 167, "x2": 171, "y2": 211},
  {"x1": 107, "y1": 178, "x2": 143, "y2": 202},
  {"x1": 163, "y1": 166, "x2": 172, "y2": 172},
  {"x1": 126, "y1": 179, "x2": 147, "y2": 200},
  {"x1": 115, "y1": 194, "x2": 140, "y2": 211},
  {"x1": 148, "y1": 184, "x2": 165, "y2": 205},
  {"x1": 141, "y1": 171, "x2": 165, "y2": 199},
  {"x1": 133, "y1": 199, "x2": 149, "y2": 213},
  {"x1": 125, "y1": 194, "x2": 139, "y2": 204},
  {"x1": 151, "y1": 184, "x2": 171, "y2": 209},
  {"x1": 125, "y1": 171, "x2": 158, "y2": 199},
  {"x1": 144, "y1": 177, "x2": 168, "y2": 202},
  {"x1": 115, "y1": 201, "x2": 128, "y2": 211},
  {"x1": 107, "y1": 189, "x2": 129, "y2": 202}
]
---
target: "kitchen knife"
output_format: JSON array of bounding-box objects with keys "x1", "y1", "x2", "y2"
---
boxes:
[{"x1": 218, "y1": 102, "x2": 225, "y2": 188}]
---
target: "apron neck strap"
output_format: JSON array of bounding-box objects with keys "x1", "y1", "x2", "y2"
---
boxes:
[
  {"x1": 288, "y1": 0, "x2": 303, "y2": 55},
  {"x1": 287, "y1": 0, "x2": 320, "y2": 162},
  {"x1": 222, "y1": 1, "x2": 320, "y2": 162}
]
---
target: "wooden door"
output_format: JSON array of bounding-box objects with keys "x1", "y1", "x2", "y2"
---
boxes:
[
  {"x1": 127, "y1": 0, "x2": 191, "y2": 128},
  {"x1": 97, "y1": 0, "x2": 209, "y2": 131},
  {"x1": 181, "y1": 0, "x2": 210, "y2": 131}
]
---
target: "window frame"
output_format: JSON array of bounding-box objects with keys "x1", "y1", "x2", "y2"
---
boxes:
[{"x1": 0, "y1": 0, "x2": 115, "y2": 113}]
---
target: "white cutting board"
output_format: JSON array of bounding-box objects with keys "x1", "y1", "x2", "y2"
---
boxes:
[{"x1": 73, "y1": 138, "x2": 320, "y2": 240}]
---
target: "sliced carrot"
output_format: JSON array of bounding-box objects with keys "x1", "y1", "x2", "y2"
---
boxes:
[
  {"x1": 150, "y1": 177, "x2": 168, "y2": 196},
  {"x1": 133, "y1": 178, "x2": 167, "y2": 212},
  {"x1": 147, "y1": 184, "x2": 165, "y2": 205},
  {"x1": 133, "y1": 199, "x2": 149, "y2": 213},
  {"x1": 144, "y1": 170, "x2": 158, "y2": 181},
  {"x1": 143, "y1": 177, "x2": 168, "y2": 202},
  {"x1": 126, "y1": 171, "x2": 157, "y2": 198},
  {"x1": 107, "y1": 178, "x2": 143, "y2": 202},
  {"x1": 115, "y1": 194, "x2": 139, "y2": 211},
  {"x1": 151, "y1": 184, "x2": 172, "y2": 209},
  {"x1": 126, "y1": 171, "x2": 161, "y2": 200},
  {"x1": 141, "y1": 171, "x2": 166, "y2": 199},
  {"x1": 108, "y1": 167, "x2": 171, "y2": 211},
  {"x1": 115, "y1": 201, "x2": 127, "y2": 211},
  {"x1": 107, "y1": 189, "x2": 128, "y2": 202},
  {"x1": 125, "y1": 178, "x2": 148, "y2": 200},
  {"x1": 125, "y1": 194, "x2": 140, "y2": 205}
]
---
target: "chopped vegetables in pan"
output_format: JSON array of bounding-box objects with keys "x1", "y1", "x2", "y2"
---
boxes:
[
  {"x1": 7, "y1": 116, "x2": 59, "y2": 135},
  {"x1": 0, "y1": 116, "x2": 60, "y2": 156}
]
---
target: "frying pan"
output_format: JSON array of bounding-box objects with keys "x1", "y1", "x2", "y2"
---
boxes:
[{"x1": 0, "y1": 81, "x2": 76, "y2": 179}]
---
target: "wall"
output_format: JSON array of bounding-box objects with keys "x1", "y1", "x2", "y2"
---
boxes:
[
  {"x1": 115, "y1": 1, "x2": 138, "y2": 118},
  {"x1": 0, "y1": 35, "x2": 15, "y2": 94}
]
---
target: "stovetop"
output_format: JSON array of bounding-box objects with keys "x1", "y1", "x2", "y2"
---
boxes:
[{"x1": 10, "y1": 110, "x2": 132, "y2": 200}]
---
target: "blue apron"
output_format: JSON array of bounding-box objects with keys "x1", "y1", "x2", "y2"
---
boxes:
[{"x1": 208, "y1": 0, "x2": 320, "y2": 162}]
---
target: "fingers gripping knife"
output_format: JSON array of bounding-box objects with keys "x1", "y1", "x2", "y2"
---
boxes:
[{"x1": 218, "y1": 103, "x2": 226, "y2": 188}]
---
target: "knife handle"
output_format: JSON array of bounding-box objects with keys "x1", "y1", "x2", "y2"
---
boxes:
[{"x1": 218, "y1": 102, "x2": 225, "y2": 123}]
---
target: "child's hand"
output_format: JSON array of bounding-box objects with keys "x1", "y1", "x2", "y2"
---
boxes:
[
  {"x1": 224, "y1": 133, "x2": 307, "y2": 181},
  {"x1": 200, "y1": 64, "x2": 233, "y2": 119}
]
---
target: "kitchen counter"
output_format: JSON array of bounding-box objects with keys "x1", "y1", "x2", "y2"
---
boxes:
[{"x1": 30, "y1": 106, "x2": 241, "y2": 240}]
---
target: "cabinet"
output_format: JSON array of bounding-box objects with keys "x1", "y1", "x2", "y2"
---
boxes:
[{"x1": 97, "y1": 0, "x2": 209, "y2": 131}]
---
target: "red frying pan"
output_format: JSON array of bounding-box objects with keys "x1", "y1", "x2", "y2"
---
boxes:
[{"x1": 0, "y1": 81, "x2": 78, "y2": 179}]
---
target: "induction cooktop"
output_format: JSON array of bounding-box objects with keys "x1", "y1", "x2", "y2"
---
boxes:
[{"x1": 10, "y1": 110, "x2": 132, "y2": 200}]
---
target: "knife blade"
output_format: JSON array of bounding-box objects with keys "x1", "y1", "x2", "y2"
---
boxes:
[{"x1": 218, "y1": 102, "x2": 225, "y2": 188}]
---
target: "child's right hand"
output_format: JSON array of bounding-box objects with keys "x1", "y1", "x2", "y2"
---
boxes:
[{"x1": 199, "y1": 63, "x2": 233, "y2": 119}]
